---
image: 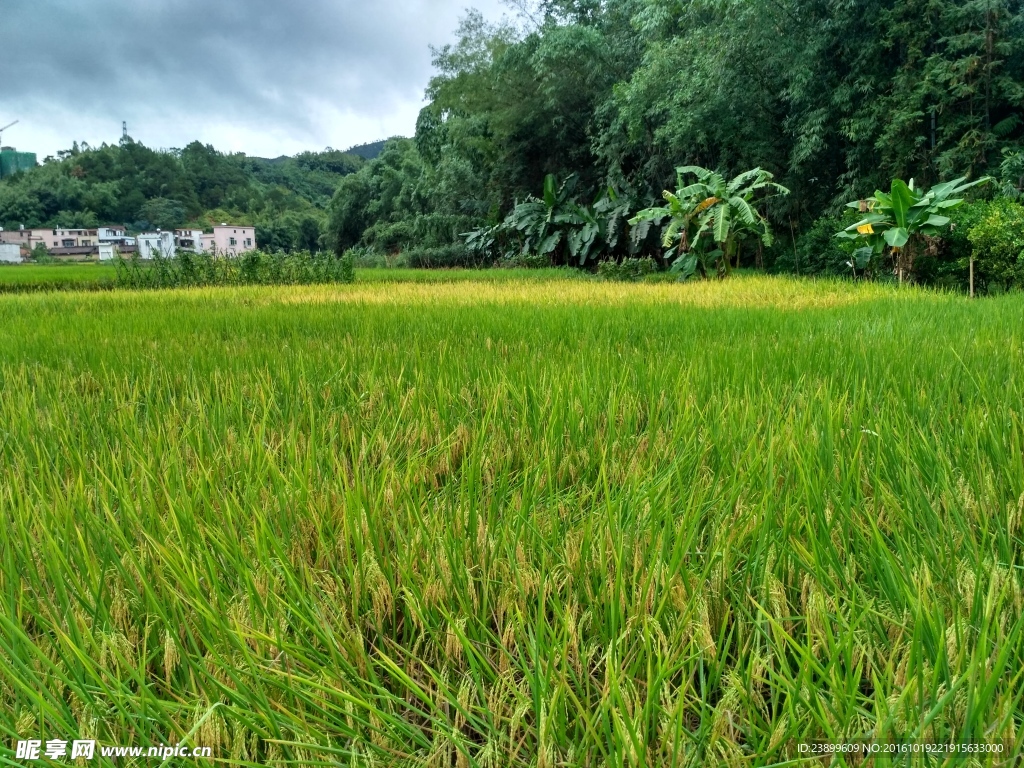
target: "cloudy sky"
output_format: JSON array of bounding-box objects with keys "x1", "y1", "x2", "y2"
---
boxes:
[{"x1": 1, "y1": 0, "x2": 508, "y2": 159}]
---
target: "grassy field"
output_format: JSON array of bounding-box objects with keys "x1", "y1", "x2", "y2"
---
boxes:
[{"x1": 0, "y1": 275, "x2": 1022, "y2": 766}]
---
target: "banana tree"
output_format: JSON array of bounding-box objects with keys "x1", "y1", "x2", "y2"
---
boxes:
[
  {"x1": 837, "y1": 176, "x2": 991, "y2": 283},
  {"x1": 504, "y1": 173, "x2": 582, "y2": 259},
  {"x1": 629, "y1": 166, "x2": 789, "y2": 279},
  {"x1": 464, "y1": 175, "x2": 634, "y2": 266}
]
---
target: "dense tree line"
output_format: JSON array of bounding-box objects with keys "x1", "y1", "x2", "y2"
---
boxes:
[
  {"x1": 0, "y1": 137, "x2": 368, "y2": 252},
  {"x1": 328, "y1": 0, "x2": 1024, "y2": 279}
]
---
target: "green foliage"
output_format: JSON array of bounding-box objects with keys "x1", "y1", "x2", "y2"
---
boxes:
[
  {"x1": 838, "y1": 176, "x2": 991, "y2": 281},
  {"x1": 773, "y1": 213, "x2": 861, "y2": 278},
  {"x1": 30, "y1": 242, "x2": 53, "y2": 264},
  {"x1": 999, "y1": 148, "x2": 1024, "y2": 199},
  {"x1": 137, "y1": 197, "x2": 187, "y2": 230},
  {"x1": 966, "y1": 197, "x2": 1024, "y2": 293},
  {"x1": 0, "y1": 138, "x2": 362, "y2": 252},
  {"x1": 112, "y1": 250, "x2": 354, "y2": 290},
  {"x1": 462, "y1": 176, "x2": 637, "y2": 266},
  {"x1": 326, "y1": 138, "x2": 482, "y2": 258},
  {"x1": 631, "y1": 166, "x2": 789, "y2": 279},
  {"x1": 497, "y1": 252, "x2": 551, "y2": 269},
  {"x1": 596, "y1": 256, "x2": 657, "y2": 281},
  {"x1": 324, "y1": 0, "x2": 1024, "y2": 277},
  {"x1": 401, "y1": 244, "x2": 479, "y2": 269}
]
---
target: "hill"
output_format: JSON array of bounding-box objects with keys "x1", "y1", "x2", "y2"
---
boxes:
[
  {"x1": 0, "y1": 138, "x2": 366, "y2": 252},
  {"x1": 344, "y1": 140, "x2": 388, "y2": 161}
]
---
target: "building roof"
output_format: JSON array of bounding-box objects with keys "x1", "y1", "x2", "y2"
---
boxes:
[{"x1": 49, "y1": 246, "x2": 99, "y2": 255}]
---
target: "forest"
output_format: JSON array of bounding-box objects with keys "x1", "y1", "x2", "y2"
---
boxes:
[
  {"x1": 0, "y1": 138, "x2": 370, "y2": 254},
  {"x1": 328, "y1": 0, "x2": 1024, "y2": 290}
]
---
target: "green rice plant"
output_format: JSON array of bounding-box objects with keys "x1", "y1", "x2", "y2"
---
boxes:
[{"x1": 0, "y1": 275, "x2": 1021, "y2": 766}]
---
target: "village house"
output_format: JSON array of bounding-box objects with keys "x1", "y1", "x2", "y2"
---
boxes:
[
  {"x1": 98, "y1": 226, "x2": 135, "y2": 246},
  {"x1": 1, "y1": 222, "x2": 256, "y2": 260},
  {"x1": 0, "y1": 226, "x2": 38, "y2": 252},
  {"x1": 137, "y1": 231, "x2": 176, "y2": 259},
  {"x1": 210, "y1": 224, "x2": 255, "y2": 257},
  {"x1": 174, "y1": 229, "x2": 205, "y2": 253}
]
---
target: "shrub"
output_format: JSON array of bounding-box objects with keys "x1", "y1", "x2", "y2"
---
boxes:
[
  {"x1": 597, "y1": 257, "x2": 657, "y2": 282},
  {"x1": 30, "y1": 243, "x2": 54, "y2": 264},
  {"x1": 498, "y1": 253, "x2": 550, "y2": 269},
  {"x1": 967, "y1": 198, "x2": 1024, "y2": 294},
  {"x1": 921, "y1": 201, "x2": 989, "y2": 291}
]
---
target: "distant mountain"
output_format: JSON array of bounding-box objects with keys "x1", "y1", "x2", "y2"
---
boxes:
[{"x1": 345, "y1": 140, "x2": 388, "y2": 161}]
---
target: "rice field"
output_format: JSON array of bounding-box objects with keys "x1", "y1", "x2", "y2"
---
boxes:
[
  {"x1": 0, "y1": 264, "x2": 584, "y2": 293},
  {"x1": 0, "y1": 264, "x2": 118, "y2": 292},
  {"x1": 1, "y1": 275, "x2": 1022, "y2": 766}
]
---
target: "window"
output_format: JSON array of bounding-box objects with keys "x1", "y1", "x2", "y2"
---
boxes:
[
  {"x1": 245, "y1": 238, "x2": 252, "y2": 247},
  {"x1": 229, "y1": 237, "x2": 237, "y2": 246}
]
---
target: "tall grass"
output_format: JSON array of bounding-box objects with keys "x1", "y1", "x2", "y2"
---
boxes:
[
  {"x1": 0, "y1": 276, "x2": 1021, "y2": 766},
  {"x1": 113, "y1": 250, "x2": 354, "y2": 289}
]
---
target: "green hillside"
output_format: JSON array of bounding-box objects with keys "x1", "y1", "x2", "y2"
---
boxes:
[{"x1": 0, "y1": 137, "x2": 367, "y2": 252}]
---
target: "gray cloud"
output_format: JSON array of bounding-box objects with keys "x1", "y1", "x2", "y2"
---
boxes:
[{"x1": 1, "y1": 0, "x2": 507, "y2": 157}]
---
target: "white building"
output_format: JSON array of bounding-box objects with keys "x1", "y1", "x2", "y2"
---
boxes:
[
  {"x1": 174, "y1": 229, "x2": 205, "y2": 253},
  {"x1": 98, "y1": 227, "x2": 136, "y2": 247},
  {"x1": 137, "y1": 231, "x2": 175, "y2": 259},
  {"x1": 0, "y1": 243, "x2": 22, "y2": 263}
]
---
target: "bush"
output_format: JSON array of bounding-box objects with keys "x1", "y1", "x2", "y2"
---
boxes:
[
  {"x1": 113, "y1": 250, "x2": 354, "y2": 290},
  {"x1": 920, "y1": 200, "x2": 989, "y2": 291},
  {"x1": 773, "y1": 213, "x2": 856, "y2": 277},
  {"x1": 498, "y1": 253, "x2": 550, "y2": 269},
  {"x1": 597, "y1": 257, "x2": 657, "y2": 282},
  {"x1": 967, "y1": 198, "x2": 1024, "y2": 294},
  {"x1": 30, "y1": 243, "x2": 54, "y2": 264}
]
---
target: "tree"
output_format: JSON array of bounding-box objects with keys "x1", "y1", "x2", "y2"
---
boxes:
[
  {"x1": 630, "y1": 166, "x2": 789, "y2": 278},
  {"x1": 837, "y1": 176, "x2": 992, "y2": 282},
  {"x1": 138, "y1": 198, "x2": 186, "y2": 230}
]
